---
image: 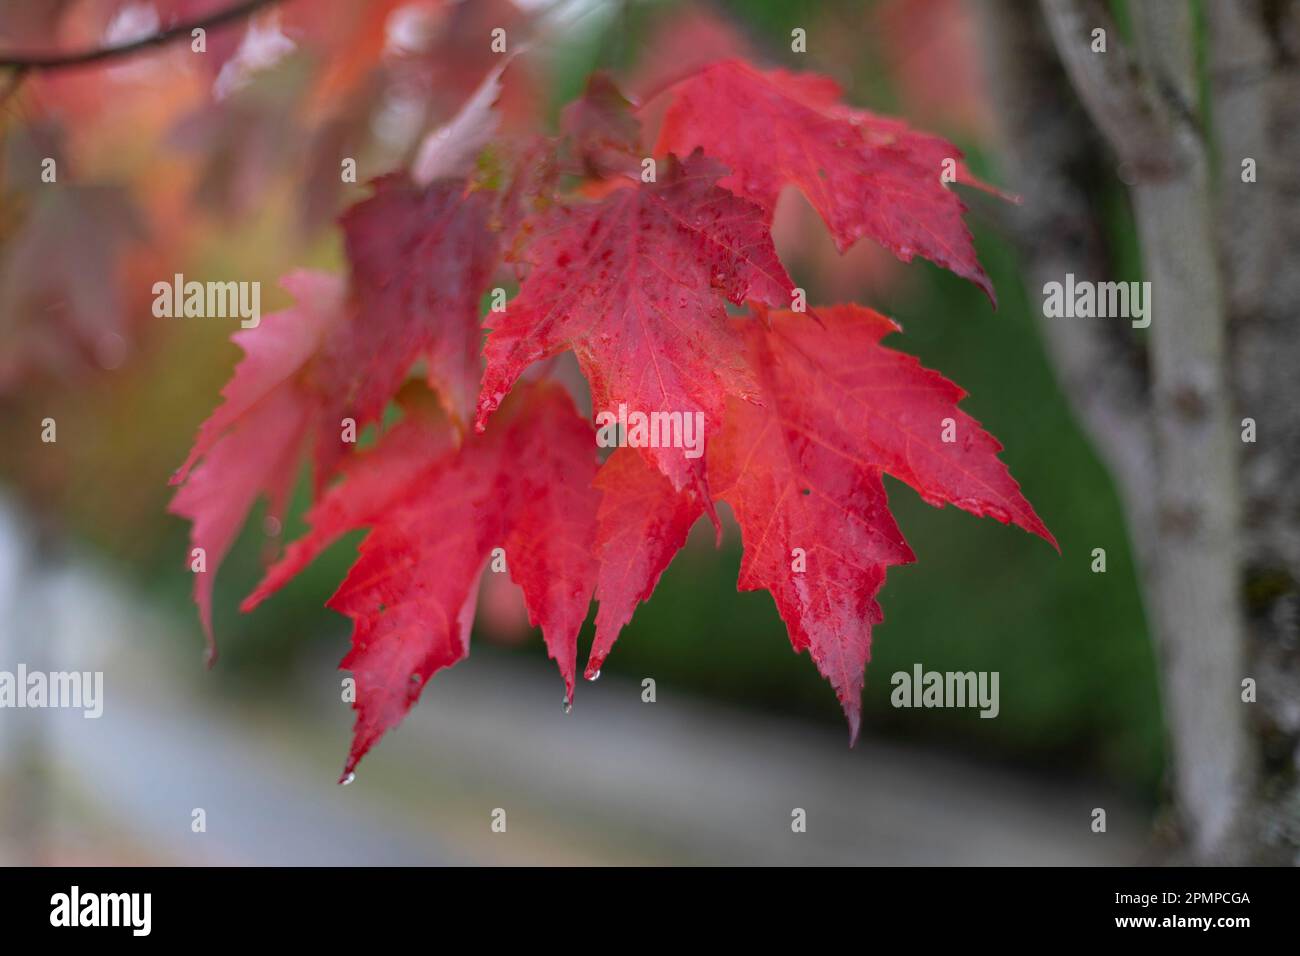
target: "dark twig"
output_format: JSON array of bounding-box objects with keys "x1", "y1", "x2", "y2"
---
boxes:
[{"x1": 0, "y1": 0, "x2": 278, "y2": 71}]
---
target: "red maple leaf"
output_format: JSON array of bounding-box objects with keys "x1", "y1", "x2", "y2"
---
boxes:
[
  {"x1": 587, "y1": 447, "x2": 705, "y2": 678},
  {"x1": 476, "y1": 151, "x2": 795, "y2": 498},
  {"x1": 246, "y1": 381, "x2": 599, "y2": 777},
  {"x1": 656, "y1": 59, "x2": 996, "y2": 302},
  {"x1": 170, "y1": 171, "x2": 497, "y2": 651},
  {"x1": 587, "y1": 305, "x2": 1055, "y2": 737},
  {"x1": 326, "y1": 173, "x2": 497, "y2": 443},
  {"x1": 559, "y1": 71, "x2": 644, "y2": 179},
  {"x1": 168, "y1": 270, "x2": 344, "y2": 655},
  {"x1": 163, "y1": 53, "x2": 1054, "y2": 777}
]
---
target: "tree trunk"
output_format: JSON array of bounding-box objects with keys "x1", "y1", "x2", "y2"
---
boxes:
[
  {"x1": 1207, "y1": 0, "x2": 1300, "y2": 863},
  {"x1": 978, "y1": 0, "x2": 1300, "y2": 862}
]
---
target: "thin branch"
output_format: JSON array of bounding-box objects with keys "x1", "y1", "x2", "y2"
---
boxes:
[
  {"x1": 974, "y1": 0, "x2": 1155, "y2": 539},
  {"x1": 1039, "y1": 0, "x2": 1179, "y2": 177},
  {"x1": 0, "y1": 0, "x2": 278, "y2": 71},
  {"x1": 1207, "y1": 0, "x2": 1277, "y2": 319}
]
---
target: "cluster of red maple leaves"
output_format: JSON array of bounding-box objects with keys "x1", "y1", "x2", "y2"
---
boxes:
[{"x1": 169, "y1": 55, "x2": 1054, "y2": 778}]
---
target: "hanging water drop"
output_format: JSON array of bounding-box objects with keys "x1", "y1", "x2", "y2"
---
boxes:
[
  {"x1": 341, "y1": 771, "x2": 356, "y2": 786},
  {"x1": 562, "y1": 694, "x2": 573, "y2": 714},
  {"x1": 586, "y1": 669, "x2": 601, "y2": 681}
]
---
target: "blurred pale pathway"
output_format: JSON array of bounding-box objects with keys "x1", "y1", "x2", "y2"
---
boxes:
[{"x1": 0, "y1": 499, "x2": 1149, "y2": 865}]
